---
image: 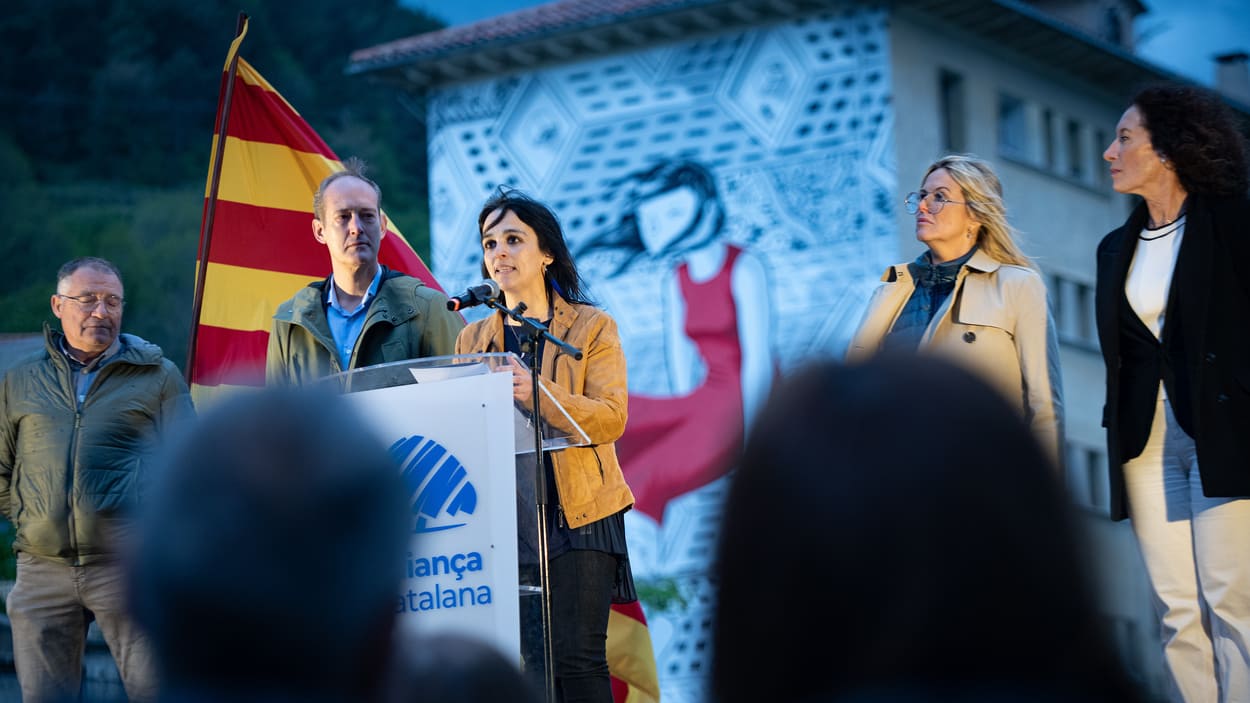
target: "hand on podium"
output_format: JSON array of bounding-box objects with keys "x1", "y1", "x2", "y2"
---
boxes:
[{"x1": 509, "y1": 355, "x2": 535, "y2": 404}]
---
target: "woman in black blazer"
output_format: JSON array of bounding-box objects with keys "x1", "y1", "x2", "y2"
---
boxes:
[{"x1": 1096, "y1": 82, "x2": 1250, "y2": 702}]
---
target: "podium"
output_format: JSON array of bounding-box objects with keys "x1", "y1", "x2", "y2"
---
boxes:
[{"x1": 321, "y1": 353, "x2": 589, "y2": 688}]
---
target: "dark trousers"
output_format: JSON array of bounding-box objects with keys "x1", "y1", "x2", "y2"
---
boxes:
[{"x1": 549, "y1": 549, "x2": 616, "y2": 703}]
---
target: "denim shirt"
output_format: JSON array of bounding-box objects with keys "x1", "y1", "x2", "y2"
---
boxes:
[
  {"x1": 883, "y1": 246, "x2": 978, "y2": 352},
  {"x1": 59, "y1": 337, "x2": 122, "y2": 408},
  {"x1": 325, "y1": 267, "x2": 383, "y2": 371}
]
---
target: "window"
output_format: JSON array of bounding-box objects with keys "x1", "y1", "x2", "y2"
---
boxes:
[
  {"x1": 1041, "y1": 108, "x2": 1055, "y2": 169},
  {"x1": 1103, "y1": 7, "x2": 1123, "y2": 46},
  {"x1": 1064, "y1": 440, "x2": 1109, "y2": 514},
  {"x1": 995, "y1": 96, "x2": 1111, "y2": 190},
  {"x1": 938, "y1": 69, "x2": 966, "y2": 152},
  {"x1": 998, "y1": 93, "x2": 1030, "y2": 161},
  {"x1": 1084, "y1": 446, "x2": 1106, "y2": 510},
  {"x1": 1067, "y1": 119, "x2": 1085, "y2": 180},
  {"x1": 1047, "y1": 271, "x2": 1096, "y2": 348},
  {"x1": 1073, "y1": 278, "x2": 1093, "y2": 340},
  {"x1": 1094, "y1": 128, "x2": 1110, "y2": 189}
]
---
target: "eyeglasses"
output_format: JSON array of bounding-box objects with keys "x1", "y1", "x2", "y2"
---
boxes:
[
  {"x1": 904, "y1": 191, "x2": 972, "y2": 215},
  {"x1": 57, "y1": 294, "x2": 125, "y2": 312}
]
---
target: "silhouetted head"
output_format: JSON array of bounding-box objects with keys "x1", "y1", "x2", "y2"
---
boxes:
[
  {"x1": 384, "y1": 632, "x2": 541, "y2": 703},
  {"x1": 712, "y1": 354, "x2": 1140, "y2": 703},
  {"x1": 131, "y1": 387, "x2": 408, "y2": 701}
]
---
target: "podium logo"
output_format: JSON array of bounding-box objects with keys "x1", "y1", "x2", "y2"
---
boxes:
[{"x1": 389, "y1": 435, "x2": 478, "y2": 534}]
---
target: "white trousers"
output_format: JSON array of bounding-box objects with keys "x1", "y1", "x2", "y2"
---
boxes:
[{"x1": 1123, "y1": 398, "x2": 1250, "y2": 703}]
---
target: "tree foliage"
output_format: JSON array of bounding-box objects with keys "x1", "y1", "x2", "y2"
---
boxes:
[{"x1": 0, "y1": 0, "x2": 444, "y2": 365}]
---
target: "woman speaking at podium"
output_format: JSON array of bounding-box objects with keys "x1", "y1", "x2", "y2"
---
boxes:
[{"x1": 455, "y1": 188, "x2": 636, "y2": 703}]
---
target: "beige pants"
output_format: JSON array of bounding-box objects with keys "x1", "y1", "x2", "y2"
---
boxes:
[
  {"x1": 7, "y1": 554, "x2": 155, "y2": 702},
  {"x1": 1124, "y1": 398, "x2": 1250, "y2": 703}
]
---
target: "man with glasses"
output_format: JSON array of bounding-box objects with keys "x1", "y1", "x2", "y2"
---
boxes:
[{"x1": 0, "y1": 256, "x2": 194, "y2": 702}]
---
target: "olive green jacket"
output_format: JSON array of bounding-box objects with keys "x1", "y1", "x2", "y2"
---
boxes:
[
  {"x1": 0, "y1": 326, "x2": 194, "y2": 565},
  {"x1": 266, "y1": 268, "x2": 464, "y2": 385}
]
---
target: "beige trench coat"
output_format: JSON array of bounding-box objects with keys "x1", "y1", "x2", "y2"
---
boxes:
[{"x1": 847, "y1": 249, "x2": 1064, "y2": 466}]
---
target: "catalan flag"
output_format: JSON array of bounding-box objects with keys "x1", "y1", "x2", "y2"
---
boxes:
[
  {"x1": 188, "y1": 17, "x2": 440, "y2": 405},
  {"x1": 191, "y1": 19, "x2": 660, "y2": 703},
  {"x1": 609, "y1": 599, "x2": 661, "y2": 703}
]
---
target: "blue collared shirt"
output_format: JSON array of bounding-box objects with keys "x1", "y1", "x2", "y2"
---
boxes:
[
  {"x1": 326, "y1": 267, "x2": 383, "y2": 371},
  {"x1": 59, "y1": 337, "x2": 122, "y2": 407},
  {"x1": 884, "y1": 246, "x2": 978, "y2": 352}
]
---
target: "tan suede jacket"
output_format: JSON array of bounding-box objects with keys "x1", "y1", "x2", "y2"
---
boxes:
[
  {"x1": 847, "y1": 249, "x2": 1064, "y2": 466},
  {"x1": 455, "y1": 294, "x2": 635, "y2": 529}
]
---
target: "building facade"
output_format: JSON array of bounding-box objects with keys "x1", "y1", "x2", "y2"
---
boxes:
[{"x1": 351, "y1": 2, "x2": 1247, "y2": 700}]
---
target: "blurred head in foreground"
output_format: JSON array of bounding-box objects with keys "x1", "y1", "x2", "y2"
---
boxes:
[
  {"x1": 130, "y1": 387, "x2": 408, "y2": 701},
  {"x1": 712, "y1": 354, "x2": 1141, "y2": 703},
  {"x1": 384, "y1": 632, "x2": 542, "y2": 703}
]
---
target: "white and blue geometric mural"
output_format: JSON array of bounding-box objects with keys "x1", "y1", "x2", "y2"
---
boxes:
[{"x1": 428, "y1": 4, "x2": 897, "y2": 700}]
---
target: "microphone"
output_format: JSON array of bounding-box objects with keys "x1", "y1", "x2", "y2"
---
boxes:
[{"x1": 446, "y1": 280, "x2": 500, "y2": 311}]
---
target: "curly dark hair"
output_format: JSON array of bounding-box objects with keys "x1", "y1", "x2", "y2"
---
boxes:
[{"x1": 1132, "y1": 82, "x2": 1249, "y2": 196}]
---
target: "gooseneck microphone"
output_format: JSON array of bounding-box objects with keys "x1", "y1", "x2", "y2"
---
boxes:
[{"x1": 446, "y1": 280, "x2": 501, "y2": 311}]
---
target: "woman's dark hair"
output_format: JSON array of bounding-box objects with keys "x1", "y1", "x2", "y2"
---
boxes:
[
  {"x1": 477, "y1": 188, "x2": 593, "y2": 306},
  {"x1": 1133, "y1": 82, "x2": 1249, "y2": 196},
  {"x1": 711, "y1": 354, "x2": 1142, "y2": 703}
]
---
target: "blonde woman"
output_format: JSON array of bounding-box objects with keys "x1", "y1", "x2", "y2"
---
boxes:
[{"x1": 847, "y1": 154, "x2": 1063, "y2": 463}]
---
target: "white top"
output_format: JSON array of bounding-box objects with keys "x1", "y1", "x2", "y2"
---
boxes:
[
  {"x1": 1130, "y1": 216, "x2": 1185, "y2": 400},
  {"x1": 1126, "y1": 216, "x2": 1185, "y2": 403},
  {"x1": 1125, "y1": 217, "x2": 1185, "y2": 340}
]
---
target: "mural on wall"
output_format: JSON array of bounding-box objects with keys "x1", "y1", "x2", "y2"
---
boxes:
[{"x1": 428, "y1": 4, "x2": 896, "y2": 700}]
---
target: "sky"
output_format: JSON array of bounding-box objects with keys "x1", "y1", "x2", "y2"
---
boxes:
[{"x1": 404, "y1": 0, "x2": 1250, "y2": 87}]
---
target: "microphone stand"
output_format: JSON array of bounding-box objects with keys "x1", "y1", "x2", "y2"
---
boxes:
[{"x1": 484, "y1": 297, "x2": 583, "y2": 703}]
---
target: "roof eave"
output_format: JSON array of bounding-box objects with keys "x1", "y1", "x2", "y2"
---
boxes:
[
  {"x1": 347, "y1": 0, "x2": 833, "y2": 86},
  {"x1": 347, "y1": 0, "x2": 1250, "y2": 119}
]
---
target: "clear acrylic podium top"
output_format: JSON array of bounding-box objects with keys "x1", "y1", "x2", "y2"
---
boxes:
[{"x1": 319, "y1": 352, "x2": 590, "y2": 454}]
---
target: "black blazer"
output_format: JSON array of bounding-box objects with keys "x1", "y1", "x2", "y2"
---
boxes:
[{"x1": 1095, "y1": 194, "x2": 1250, "y2": 520}]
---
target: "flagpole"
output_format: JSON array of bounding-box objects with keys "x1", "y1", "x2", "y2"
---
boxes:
[{"x1": 185, "y1": 11, "x2": 249, "y2": 385}]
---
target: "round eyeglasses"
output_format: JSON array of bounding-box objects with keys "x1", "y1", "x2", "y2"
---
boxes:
[
  {"x1": 904, "y1": 191, "x2": 971, "y2": 215},
  {"x1": 57, "y1": 294, "x2": 125, "y2": 312}
]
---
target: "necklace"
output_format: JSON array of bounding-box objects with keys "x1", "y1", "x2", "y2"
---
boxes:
[
  {"x1": 1146, "y1": 200, "x2": 1187, "y2": 229},
  {"x1": 506, "y1": 323, "x2": 529, "y2": 363},
  {"x1": 1139, "y1": 215, "x2": 1185, "y2": 242},
  {"x1": 506, "y1": 321, "x2": 549, "y2": 369}
]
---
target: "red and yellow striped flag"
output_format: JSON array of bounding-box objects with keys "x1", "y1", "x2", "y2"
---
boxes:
[
  {"x1": 189, "y1": 18, "x2": 440, "y2": 405},
  {"x1": 192, "y1": 20, "x2": 660, "y2": 702},
  {"x1": 609, "y1": 599, "x2": 661, "y2": 703}
]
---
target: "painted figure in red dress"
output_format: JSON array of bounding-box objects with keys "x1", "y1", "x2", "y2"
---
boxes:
[{"x1": 587, "y1": 160, "x2": 773, "y2": 521}]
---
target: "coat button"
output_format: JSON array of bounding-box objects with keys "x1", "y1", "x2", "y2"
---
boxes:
[
  {"x1": 1205, "y1": 352, "x2": 1217, "y2": 363},
  {"x1": 963, "y1": 331, "x2": 976, "y2": 343}
]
